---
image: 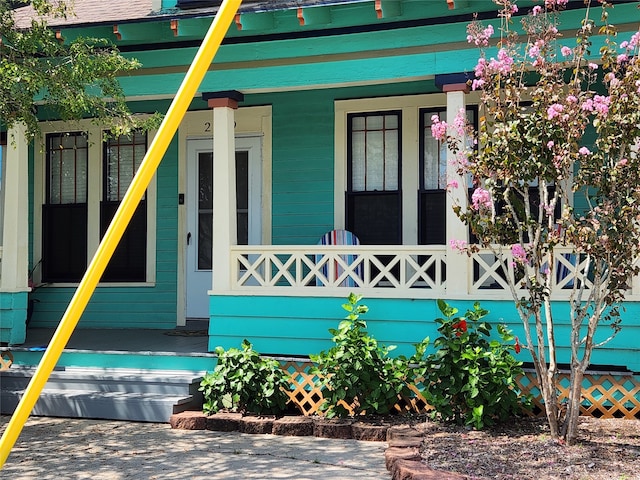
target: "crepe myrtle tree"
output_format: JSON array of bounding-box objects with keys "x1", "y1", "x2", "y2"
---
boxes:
[
  {"x1": 432, "y1": 0, "x2": 640, "y2": 444},
  {"x1": 0, "y1": 0, "x2": 159, "y2": 139}
]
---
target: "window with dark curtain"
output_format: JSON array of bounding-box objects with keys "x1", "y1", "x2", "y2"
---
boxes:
[
  {"x1": 42, "y1": 132, "x2": 88, "y2": 282},
  {"x1": 346, "y1": 111, "x2": 402, "y2": 245}
]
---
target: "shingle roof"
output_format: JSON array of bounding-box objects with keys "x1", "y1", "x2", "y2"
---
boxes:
[
  {"x1": 14, "y1": 0, "x2": 371, "y2": 28},
  {"x1": 14, "y1": 0, "x2": 155, "y2": 27}
]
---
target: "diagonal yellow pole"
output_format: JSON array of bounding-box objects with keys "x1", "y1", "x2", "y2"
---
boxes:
[{"x1": 0, "y1": 0, "x2": 243, "y2": 468}]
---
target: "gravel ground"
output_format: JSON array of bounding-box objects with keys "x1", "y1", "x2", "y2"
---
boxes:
[{"x1": 0, "y1": 415, "x2": 390, "y2": 480}]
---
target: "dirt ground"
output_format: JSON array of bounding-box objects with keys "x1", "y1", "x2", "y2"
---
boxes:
[{"x1": 420, "y1": 416, "x2": 640, "y2": 480}]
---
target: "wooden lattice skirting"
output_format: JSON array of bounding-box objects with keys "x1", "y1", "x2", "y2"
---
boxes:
[{"x1": 281, "y1": 361, "x2": 640, "y2": 419}]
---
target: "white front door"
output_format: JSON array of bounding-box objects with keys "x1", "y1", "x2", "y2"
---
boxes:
[{"x1": 186, "y1": 137, "x2": 262, "y2": 319}]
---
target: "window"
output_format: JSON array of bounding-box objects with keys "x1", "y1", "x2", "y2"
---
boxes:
[
  {"x1": 419, "y1": 107, "x2": 476, "y2": 245},
  {"x1": 346, "y1": 111, "x2": 402, "y2": 245},
  {"x1": 42, "y1": 132, "x2": 88, "y2": 282},
  {"x1": 38, "y1": 124, "x2": 155, "y2": 285},
  {"x1": 100, "y1": 132, "x2": 147, "y2": 282}
]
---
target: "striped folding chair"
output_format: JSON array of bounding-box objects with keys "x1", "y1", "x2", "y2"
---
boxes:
[{"x1": 316, "y1": 229, "x2": 363, "y2": 287}]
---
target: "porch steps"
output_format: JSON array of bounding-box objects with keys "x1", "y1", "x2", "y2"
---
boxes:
[{"x1": 0, "y1": 366, "x2": 206, "y2": 422}]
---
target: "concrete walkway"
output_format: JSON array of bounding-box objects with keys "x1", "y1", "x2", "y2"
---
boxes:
[{"x1": 0, "y1": 416, "x2": 390, "y2": 479}]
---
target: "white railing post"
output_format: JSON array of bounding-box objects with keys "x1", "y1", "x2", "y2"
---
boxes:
[
  {"x1": 444, "y1": 85, "x2": 470, "y2": 296},
  {"x1": 1, "y1": 124, "x2": 29, "y2": 292}
]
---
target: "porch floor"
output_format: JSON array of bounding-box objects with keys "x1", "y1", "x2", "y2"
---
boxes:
[{"x1": 16, "y1": 320, "x2": 210, "y2": 354}]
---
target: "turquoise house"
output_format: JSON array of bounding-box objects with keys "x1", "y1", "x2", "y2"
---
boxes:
[{"x1": 1, "y1": 0, "x2": 639, "y2": 385}]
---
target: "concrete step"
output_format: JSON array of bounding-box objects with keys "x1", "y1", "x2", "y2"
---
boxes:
[
  {"x1": 1, "y1": 366, "x2": 204, "y2": 395},
  {"x1": 0, "y1": 366, "x2": 206, "y2": 422}
]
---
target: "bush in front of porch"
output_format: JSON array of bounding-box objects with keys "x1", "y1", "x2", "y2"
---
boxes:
[
  {"x1": 310, "y1": 293, "x2": 414, "y2": 418},
  {"x1": 199, "y1": 339, "x2": 290, "y2": 416}
]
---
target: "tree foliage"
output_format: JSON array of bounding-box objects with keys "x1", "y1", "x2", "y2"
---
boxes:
[
  {"x1": 0, "y1": 0, "x2": 158, "y2": 138},
  {"x1": 434, "y1": 0, "x2": 640, "y2": 444}
]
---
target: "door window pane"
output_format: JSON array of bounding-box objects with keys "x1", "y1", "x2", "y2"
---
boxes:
[
  {"x1": 349, "y1": 112, "x2": 400, "y2": 192},
  {"x1": 197, "y1": 150, "x2": 250, "y2": 270}
]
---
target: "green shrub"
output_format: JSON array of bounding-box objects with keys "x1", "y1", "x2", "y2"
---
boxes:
[
  {"x1": 310, "y1": 293, "x2": 412, "y2": 418},
  {"x1": 199, "y1": 339, "x2": 290, "y2": 415},
  {"x1": 414, "y1": 300, "x2": 530, "y2": 429}
]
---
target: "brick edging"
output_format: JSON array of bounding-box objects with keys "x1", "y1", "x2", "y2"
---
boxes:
[{"x1": 170, "y1": 411, "x2": 466, "y2": 479}]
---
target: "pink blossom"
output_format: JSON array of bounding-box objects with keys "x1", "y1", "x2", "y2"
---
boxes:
[
  {"x1": 545, "y1": 0, "x2": 569, "y2": 8},
  {"x1": 471, "y1": 78, "x2": 485, "y2": 91},
  {"x1": 566, "y1": 95, "x2": 577, "y2": 104},
  {"x1": 561, "y1": 46, "x2": 572, "y2": 57},
  {"x1": 547, "y1": 103, "x2": 564, "y2": 120},
  {"x1": 453, "y1": 109, "x2": 467, "y2": 136},
  {"x1": 450, "y1": 153, "x2": 470, "y2": 171},
  {"x1": 628, "y1": 31, "x2": 640, "y2": 49},
  {"x1": 528, "y1": 45, "x2": 540, "y2": 59},
  {"x1": 593, "y1": 95, "x2": 610, "y2": 116},
  {"x1": 474, "y1": 57, "x2": 487, "y2": 77},
  {"x1": 532, "y1": 5, "x2": 542, "y2": 16},
  {"x1": 579, "y1": 147, "x2": 591, "y2": 156},
  {"x1": 511, "y1": 4, "x2": 518, "y2": 13},
  {"x1": 588, "y1": 63, "x2": 598, "y2": 70},
  {"x1": 488, "y1": 49, "x2": 514, "y2": 76},
  {"x1": 467, "y1": 24, "x2": 494, "y2": 46},
  {"x1": 449, "y1": 239, "x2": 468, "y2": 252},
  {"x1": 430, "y1": 115, "x2": 448, "y2": 141},
  {"x1": 617, "y1": 54, "x2": 629, "y2": 64},
  {"x1": 618, "y1": 158, "x2": 628, "y2": 167},
  {"x1": 471, "y1": 187, "x2": 492, "y2": 211},
  {"x1": 547, "y1": 141, "x2": 555, "y2": 149},
  {"x1": 581, "y1": 99, "x2": 594, "y2": 112},
  {"x1": 620, "y1": 41, "x2": 629, "y2": 49},
  {"x1": 447, "y1": 179, "x2": 459, "y2": 190},
  {"x1": 511, "y1": 244, "x2": 528, "y2": 265}
]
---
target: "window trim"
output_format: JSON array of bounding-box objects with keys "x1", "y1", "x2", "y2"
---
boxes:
[{"x1": 33, "y1": 120, "x2": 157, "y2": 287}]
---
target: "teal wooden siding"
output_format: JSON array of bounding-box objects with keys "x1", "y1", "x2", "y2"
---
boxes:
[
  {"x1": 0, "y1": 292, "x2": 27, "y2": 344},
  {"x1": 270, "y1": 90, "x2": 336, "y2": 245},
  {"x1": 28, "y1": 137, "x2": 179, "y2": 329},
  {"x1": 210, "y1": 295, "x2": 640, "y2": 373}
]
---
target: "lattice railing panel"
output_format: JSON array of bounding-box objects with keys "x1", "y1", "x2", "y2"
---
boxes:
[
  {"x1": 471, "y1": 247, "x2": 594, "y2": 296},
  {"x1": 279, "y1": 361, "x2": 640, "y2": 419},
  {"x1": 231, "y1": 246, "x2": 447, "y2": 294}
]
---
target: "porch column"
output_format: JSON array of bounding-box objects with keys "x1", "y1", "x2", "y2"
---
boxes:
[
  {"x1": 1, "y1": 123, "x2": 29, "y2": 292},
  {"x1": 443, "y1": 81, "x2": 470, "y2": 296},
  {"x1": 206, "y1": 92, "x2": 242, "y2": 292}
]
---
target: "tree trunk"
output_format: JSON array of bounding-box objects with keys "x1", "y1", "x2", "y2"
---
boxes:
[
  {"x1": 540, "y1": 364, "x2": 560, "y2": 439},
  {"x1": 562, "y1": 366, "x2": 585, "y2": 445}
]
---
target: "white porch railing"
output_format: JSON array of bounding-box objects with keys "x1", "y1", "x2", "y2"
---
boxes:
[
  {"x1": 470, "y1": 247, "x2": 593, "y2": 297},
  {"x1": 228, "y1": 245, "x2": 594, "y2": 299},
  {"x1": 230, "y1": 245, "x2": 447, "y2": 298}
]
